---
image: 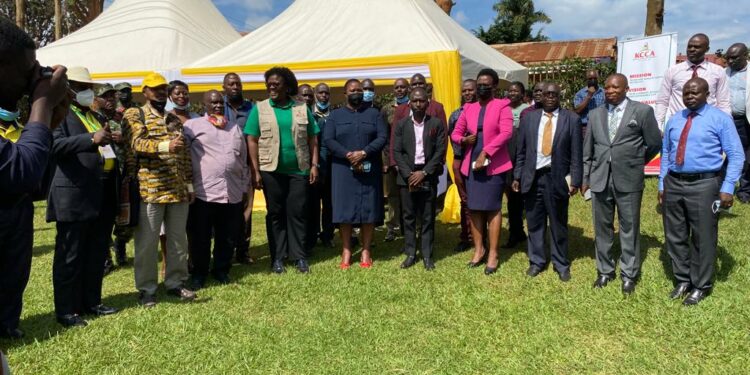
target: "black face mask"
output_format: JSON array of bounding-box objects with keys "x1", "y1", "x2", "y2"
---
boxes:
[
  {"x1": 119, "y1": 93, "x2": 132, "y2": 103},
  {"x1": 587, "y1": 79, "x2": 598, "y2": 87},
  {"x1": 477, "y1": 85, "x2": 493, "y2": 99},
  {"x1": 347, "y1": 93, "x2": 364, "y2": 107},
  {"x1": 150, "y1": 100, "x2": 167, "y2": 112}
]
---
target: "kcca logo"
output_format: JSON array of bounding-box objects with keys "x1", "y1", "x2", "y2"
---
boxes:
[{"x1": 634, "y1": 43, "x2": 656, "y2": 60}]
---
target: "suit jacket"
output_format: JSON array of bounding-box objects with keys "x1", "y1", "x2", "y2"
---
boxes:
[
  {"x1": 725, "y1": 66, "x2": 750, "y2": 122},
  {"x1": 514, "y1": 108, "x2": 583, "y2": 197},
  {"x1": 392, "y1": 115, "x2": 447, "y2": 186},
  {"x1": 449, "y1": 98, "x2": 514, "y2": 177},
  {"x1": 583, "y1": 98, "x2": 662, "y2": 193},
  {"x1": 47, "y1": 109, "x2": 118, "y2": 222},
  {"x1": 389, "y1": 100, "x2": 447, "y2": 166}
]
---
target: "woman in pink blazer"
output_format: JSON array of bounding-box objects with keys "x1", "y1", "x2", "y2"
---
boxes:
[{"x1": 450, "y1": 69, "x2": 513, "y2": 275}]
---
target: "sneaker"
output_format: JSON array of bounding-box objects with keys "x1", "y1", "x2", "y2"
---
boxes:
[{"x1": 167, "y1": 287, "x2": 197, "y2": 301}]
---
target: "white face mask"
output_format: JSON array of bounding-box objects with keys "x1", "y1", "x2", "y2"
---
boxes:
[{"x1": 74, "y1": 89, "x2": 95, "y2": 107}]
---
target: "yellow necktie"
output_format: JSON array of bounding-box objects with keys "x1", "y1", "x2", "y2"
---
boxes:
[{"x1": 542, "y1": 112, "x2": 553, "y2": 156}]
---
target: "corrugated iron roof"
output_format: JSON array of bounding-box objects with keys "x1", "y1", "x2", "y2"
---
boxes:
[{"x1": 491, "y1": 38, "x2": 617, "y2": 65}]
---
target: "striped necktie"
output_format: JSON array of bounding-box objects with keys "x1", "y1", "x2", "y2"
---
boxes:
[{"x1": 608, "y1": 106, "x2": 621, "y2": 142}]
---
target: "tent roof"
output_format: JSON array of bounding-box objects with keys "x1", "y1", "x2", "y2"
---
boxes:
[
  {"x1": 188, "y1": 0, "x2": 527, "y2": 84},
  {"x1": 37, "y1": 0, "x2": 240, "y2": 74}
]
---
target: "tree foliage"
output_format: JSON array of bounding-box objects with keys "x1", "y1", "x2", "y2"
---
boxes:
[
  {"x1": 0, "y1": 0, "x2": 103, "y2": 46},
  {"x1": 528, "y1": 57, "x2": 616, "y2": 109},
  {"x1": 474, "y1": 0, "x2": 551, "y2": 44}
]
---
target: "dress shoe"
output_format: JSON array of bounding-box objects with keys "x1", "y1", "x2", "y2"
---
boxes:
[
  {"x1": 57, "y1": 314, "x2": 87, "y2": 328},
  {"x1": 592, "y1": 274, "x2": 614, "y2": 288},
  {"x1": 621, "y1": 279, "x2": 637, "y2": 295},
  {"x1": 236, "y1": 254, "x2": 255, "y2": 265},
  {"x1": 484, "y1": 265, "x2": 498, "y2": 275},
  {"x1": 213, "y1": 273, "x2": 231, "y2": 285},
  {"x1": 384, "y1": 229, "x2": 397, "y2": 242},
  {"x1": 453, "y1": 241, "x2": 471, "y2": 252},
  {"x1": 139, "y1": 292, "x2": 157, "y2": 308},
  {"x1": 167, "y1": 286, "x2": 197, "y2": 301},
  {"x1": 271, "y1": 259, "x2": 286, "y2": 274},
  {"x1": 295, "y1": 259, "x2": 310, "y2": 273},
  {"x1": 737, "y1": 194, "x2": 750, "y2": 204},
  {"x1": 189, "y1": 276, "x2": 206, "y2": 291},
  {"x1": 557, "y1": 270, "x2": 571, "y2": 282},
  {"x1": 526, "y1": 264, "x2": 543, "y2": 277},
  {"x1": 683, "y1": 288, "x2": 711, "y2": 306},
  {"x1": 467, "y1": 251, "x2": 487, "y2": 268},
  {"x1": 668, "y1": 282, "x2": 691, "y2": 300},
  {"x1": 400, "y1": 256, "x2": 418, "y2": 269},
  {"x1": 87, "y1": 304, "x2": 118, "y2": 316},
  {"x1": 423, "y1": 258, "x2": 435, "y2": 271},
  {"x1": 0, "y1": 327, "x2": 24, "y2": 339}
]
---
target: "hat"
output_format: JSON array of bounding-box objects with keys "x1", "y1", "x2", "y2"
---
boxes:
[
  {"x1": 95, "y1": 83, "x2": 116, "y2": 96},
  {"x1": 141, "y1": 72, "x2": 168, "y2": 90},
  {"x1": 67, "y1": 66, "x2": 97, "y2": 84},
  {"x1": 114, "y1": 82, "x2": 132, "y2": 91}
]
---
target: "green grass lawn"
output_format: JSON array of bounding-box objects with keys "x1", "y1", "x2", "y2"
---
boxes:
[{"x1": 2, "y1": 178, "x2": 749, "y2": 374}]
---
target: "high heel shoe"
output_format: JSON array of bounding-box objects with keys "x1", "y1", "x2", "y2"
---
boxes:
[
  {"x1": 467, "y1": 250, "x2": 487, "y2": 268},
  {"x1": 484, "y1": 266, "x2": 498, "y2": 275},
  {"x1": 339, "y1": 262, "x2": 351, "y2": 270}
]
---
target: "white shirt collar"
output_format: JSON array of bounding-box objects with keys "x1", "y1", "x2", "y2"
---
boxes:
[{"x1": 608, "y1": 98, "x2": 628, "y2": 112}]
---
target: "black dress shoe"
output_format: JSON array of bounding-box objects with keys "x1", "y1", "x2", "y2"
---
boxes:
[
  {"x1": 0, "y1": 327, "x2": 24, "y2": 339},
  {"x1": 271, "y1": 259, "x2": 286, "y2": 274},
  {"x1": 683, "y1": 288, "x2": 711, "y2": 306},
  {"x1": 557, "y1": 270, "x2": 571, "y2": 282},
  {"x1": 138, "y1": 292, "x2": 157, "y2": 308},
  {"x1": 526, "y1": 265, "x2": 543, "y2": 277},
  {"x1": 423, "y1": 258, "x2": 435, "y2": 271},
  {"x1": 669, "y1": 282, "x2": 691, "y2": 300},
  {"x1": 400, "y1": 256, "x2": 418, "y2": 269},
  {"x1": 87, "y1": 304, "x2": 118, "y2": 316},
  {"x1": 213, "y1": 273, "x2": 231, "y2": 285},
  {"x1": 167, "y1": 287, "x2": 197, "y2": 301},
  {"x1": 189, "y1": 275, "x2": 206, "y2": 291},
  {"x1": 295, "y1": 259, "x2": 310, "y2": 273},
  {"x1": 592, "y1": 274, "x2": 614, "y2": 288},
  {"x1": 621, "y1": 279, "x2": 636, "y2": 295},
  {"x1": 57, "y1": 314, "x2": 87, "y2": 328}
]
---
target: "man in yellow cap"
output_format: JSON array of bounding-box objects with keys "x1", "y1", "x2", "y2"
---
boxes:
[
  {"x1": 124, "y1": 72, "x2": 196, "y2": 307},
  {"x1": 47, "y1": 66, "x2": 119, "y2": 328}
]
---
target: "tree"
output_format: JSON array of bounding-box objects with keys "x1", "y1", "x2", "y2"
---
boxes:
[
  {"x1": 474, "y1": 0, "x2": 551, "y2": 44},
  {"x1": 644, "y1": 0, "x2": 664, "y2": 36},
  {"x1": 0, "y1": 0, "x2": 104, "y2": 46}
]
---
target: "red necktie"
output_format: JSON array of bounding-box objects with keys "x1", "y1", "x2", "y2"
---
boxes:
[
  {"x1": 675, "y1": 112, "x2": 697, "y2": 166},
  {"x1": 691, "y1": 65, "x2": 699, "y2": 78}
]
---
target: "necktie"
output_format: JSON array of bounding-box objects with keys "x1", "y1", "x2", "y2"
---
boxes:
[
  {"x1": 675, "y1": 111, "x2": 697, "y2": 166},
  {"x1": 542, "y1": 112, "x2": 553, "y2": 156},
  {"x1": 691, "y1": 65, "x2": 699, "y2": 78},
  {"x1": 608, "y1": 106, "x2": 620, "y2": 142}
]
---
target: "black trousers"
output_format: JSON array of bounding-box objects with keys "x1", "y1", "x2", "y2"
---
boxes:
[
  {"x1": 400, "y1": 184, "x2": 437, "y2": 259},
  {"x1": 261, "y1": 172, "x2": 308, "y2": 262},
  {"x1": 188, "y1": 199, "x2": 242, "y2": 278},
  {"x1": 505, "y1": 188, "x2": 526, "y2": 239},
  {"x1": 663, "y1": 174, "x2": 719, "y2": 290},
  {"x1": 0, "y1": 196, "x2": 33, "y2": 330},
  {"x1": 733, "y1": 115, "x2": 750, "y2": 197},
  {"x1": 524, "y1": 170, "x2": 570, "y2": 273}
]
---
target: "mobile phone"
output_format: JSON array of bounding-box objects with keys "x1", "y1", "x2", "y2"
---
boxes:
[{"x1": 40, "y1": 66, "x2": 54, "y2": 78}]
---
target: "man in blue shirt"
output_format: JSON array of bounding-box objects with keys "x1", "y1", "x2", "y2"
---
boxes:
[
  {"x1": 0, "y1": 18, "x2": 70, "y2": 339},
  {"x1": 659, "y1": 77, "x2": 745, "y2": 306},
  {"x1": 573, "y1": 69, "x2": 606, "y2": 133}
]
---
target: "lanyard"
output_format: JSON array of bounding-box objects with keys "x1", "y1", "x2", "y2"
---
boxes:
[
  {"x1": 69, "y1": 105, "x2": 102, "y2": 133},
  {"x1": 0, "y1": 121, "x2": 23, "y2": 143}
]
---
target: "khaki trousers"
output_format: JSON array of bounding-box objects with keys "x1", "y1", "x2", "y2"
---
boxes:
[{"x1": 134, "y1": 202, "x2": 189, "y2": 295}]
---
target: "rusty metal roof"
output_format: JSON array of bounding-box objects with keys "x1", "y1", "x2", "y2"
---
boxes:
[{"x1": 491, "y1": 38, "x2": 617, "y2": 65}]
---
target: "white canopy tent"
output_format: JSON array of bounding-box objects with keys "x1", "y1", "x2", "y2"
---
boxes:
[
  {"x1": 37, "y1": 0, "x2": 240, "y2": 87},
  {"x1": 183, "y1": 0, "x2": 528, "y2": 108}
]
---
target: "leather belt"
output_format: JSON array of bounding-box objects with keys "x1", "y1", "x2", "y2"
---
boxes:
[{"x1": 668, "y1": 171, "x2": 720, "y2": 182}]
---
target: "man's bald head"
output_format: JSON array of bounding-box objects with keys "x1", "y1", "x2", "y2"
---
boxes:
[
  {"x1": 682, "y1": 77, "x2": 709, "y2": 111},
  {"x1": 410, "y1": 74, "x2": 427, "y2": 89},
  {"x1": 726, "y1": 43, "x2": 748, "y2": 72},
  {"x1": 203, "y1": 90, "x2": 224, "y2": 115}
]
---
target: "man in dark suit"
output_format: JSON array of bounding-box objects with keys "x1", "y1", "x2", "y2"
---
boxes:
[
  {"x1": 47, "y1": 67, "x2": 119, "y2": 328},
  {"x1": 0, "y1": 18, "x2": 69, "y2": 339},
  {"x1": 582, "y1": 74, "x2": 662, "y2": 294},
  {"x1": 512, "y1": 82, "x2": 583, "y2": 282},
  {"x1": 393, "y1": 88, "x2": 447, "y2": 270}
]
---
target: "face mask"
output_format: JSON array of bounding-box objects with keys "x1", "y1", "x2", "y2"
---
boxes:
[
  {"x1": 347, "y1": 93, "x2": 364, "y2": 107},
  {"x1": 316, "y1": 101, "x2": 330, "y2": 110},
  {"x1": 363, "y1": 91, "x2": 375, "y2": 103},
  {"x1": 0, "y1": 107, "x2": 20, "y2": 122},
  {"x1": 74, "y1": 89, "x2": 95, "y2": 107},
  {"x1": 166, "y1": 98, "x2": 189, "y2": 112},
  {"x1": 396, "y1": 95, "x2": 409, "y2": 105},
  {"x1": 119, "y1": 92, "x2": 132, "y2": 103},
  {"x1": 151, "y1": 100, "x2": 167, "y2": 112},
  {"x1": 477, "y1": 85, "x2": 493, "y2": 99}
]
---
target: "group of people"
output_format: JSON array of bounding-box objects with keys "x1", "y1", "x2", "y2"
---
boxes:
[{"x1": 0, "y1": 15, "x2": 747, "y2": 342}]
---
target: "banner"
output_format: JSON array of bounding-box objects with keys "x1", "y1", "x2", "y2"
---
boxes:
[{"x1": 617, "y1": 33, "x2": 678, "y2": 174}]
